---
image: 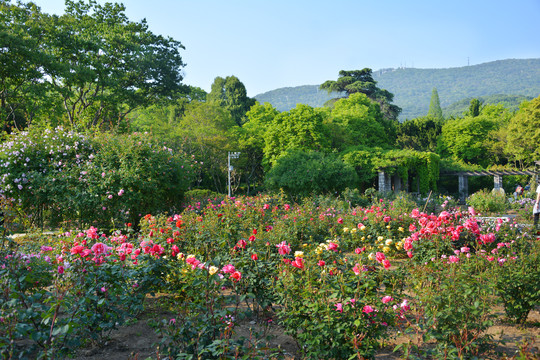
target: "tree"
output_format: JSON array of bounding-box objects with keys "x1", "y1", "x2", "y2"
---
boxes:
[
  {"x1": 505, "y1": 96, "x2": 540, "y2": 168},
  {"x1": 0, "y1": 0, "x2": 59, "y2": 132},
  {"x1": 207, "y1": 75, "x2": 256, "y2": 126},
  {"x1": 324, "y1": 93, "x2": 392, "y2": 151},
  {"x1": 320, "y1": 68, "x2": 401, "y2": 121},
  {"x1": 234, "y1": 102, "x2": 279, "y2": 193},
  {"x1": 468, "y1": 98, "x2": 482, "y2": 117},
  {"x1": 177, "y1": 101, "x2": 237, "y2": 192},
  {"x1": 396, "y1": 116, "x2": 442, "y2": 152},
  {"x1": 263, "y1": 104, "x2": 330, "y2": 167},
  {"x1": 265, "y1": 149, "x2": 358, "y2": 198},
  {"x1": 438, "y1": 104, "x2": 509, "y2": 167},
  {"x1": 428, "y1": 88, "x2": 443, "y2": 120},
  {"x1": 129, "y1": 86, "x2": 207, "y2": 147},
  {"x1": 1, "y1": 0, "x2": 187, "y2": 129}
]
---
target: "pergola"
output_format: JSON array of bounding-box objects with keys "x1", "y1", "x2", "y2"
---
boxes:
[{"x1": 442, "y1": 169, "x2": 538, "y2": 203}]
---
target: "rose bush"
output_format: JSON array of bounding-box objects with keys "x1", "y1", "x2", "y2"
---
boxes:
[
  {"x1": 0, "y1": 127, "x2": 197, "y2": 231},
  {"x1": 0, "y1": 191, "x2": 538, "y2": 359}
]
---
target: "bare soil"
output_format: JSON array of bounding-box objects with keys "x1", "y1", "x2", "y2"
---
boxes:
[{"x1": 74, "y1": 298, "x2": 539, "y2": 360}]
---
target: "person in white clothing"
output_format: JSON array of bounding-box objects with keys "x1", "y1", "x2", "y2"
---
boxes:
[{"x1": 534, "y1": 182, "x2": 540, "y2": 228}]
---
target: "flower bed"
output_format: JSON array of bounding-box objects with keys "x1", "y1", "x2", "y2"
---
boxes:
[{"x1": 1, "y1": 195, "x2": 539, "y2": 359}]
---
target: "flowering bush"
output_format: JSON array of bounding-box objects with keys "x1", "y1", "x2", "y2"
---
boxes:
[
  {"x1": 0, "y1": 228, "x2": 145, "y2": 358},
  {"x1": 0, "y1": 127, "x2": 196, "y2": 231},
  {"x1": 467, "y1": 189, "x2": 509, "y2": 214},
  {"x1": 274, "y1": 243, "x2": 406, "y2": 359},
  {"x1": 494, "y1": 241, "x2": 540, "y2": 324},
  {"x1": 0, "y1": 192, "x2": 538, "y2": 359}
]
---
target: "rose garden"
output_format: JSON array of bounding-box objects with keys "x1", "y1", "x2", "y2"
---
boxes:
[
  {"x1": 1, "y1": 128, "x2": 539, "y2": 359},
  {"x1": 2, "y1": 2, "x2": 540, "y2": 358}
]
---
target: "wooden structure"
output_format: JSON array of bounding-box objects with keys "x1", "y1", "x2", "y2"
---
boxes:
[
  {"x1": 442, "y1": 169, "x2": 538, "y2": 203},
  {"x1": 377, "y1": 167, "x2": 538, "y2": 203}
]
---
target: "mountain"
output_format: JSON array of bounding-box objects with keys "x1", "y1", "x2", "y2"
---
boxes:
[
  {"x1": 254, "y1": 58, "x2": 540, "y2": 120},
  {"x1": 443, "y1": 94, "x2": 533, "y2": 118}
]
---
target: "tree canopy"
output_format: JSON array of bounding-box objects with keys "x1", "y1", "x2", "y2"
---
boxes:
[
  {"x1": 505, "y1": 96, "x2": 540, "y2": 168},
  {"x1": 1, "y1": 0, "x2": 187, "y2": 130},
  {"x1": 263, "y1": 104, "x2": 330, "y2": 167},
  {"x1": 319, "y1": 68, "x2": 402, "y2": 121},
  {"x1": 207, "y1": 75, "x2": 256, "y2": 127},
  {"x1": 438, "y1": 104, "x2": 511, "y2": 167},
  {"x1": 324, "y1": 93, "x2": 392, "y2": 151},
  {"x1": 396, "y1": 116, "x2": 442, "y2": 152}
]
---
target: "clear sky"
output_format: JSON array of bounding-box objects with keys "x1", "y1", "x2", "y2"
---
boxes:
[{"x1": 26, "y1": 0, "x2": 540, "y2": 97}]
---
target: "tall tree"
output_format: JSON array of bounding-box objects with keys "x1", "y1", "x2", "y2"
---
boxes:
[
  {"x1": 320, "y1": 68, "x2": 401, "y2": 121},
  {"x1": 129, "y1": 86, "x2": 207, "y2": 146},
  {"x1": 235, "y1": 102, "x2": 279, "y2": 193},
  {"x1": 427, "y1": 88, "x2": 443, "y2": 120},
  {"x1": 438, "y1": 104, "x2": 510, "y2": 167},
  {"x1": 505, "y1": 96, "x2": 540, "y2": 168},
  {"x1": 177, "y1": 101, "x2": 237, "y2": 192},
  {"x1": 468, "y1": 98, "x2": 482, "y2": 117},
  {"x1": 263, "y1": 104, "x2": 330, "y2": 167},
  {"x1": 396, "y1": 116, "x2": 442, "y2": 152},
  {"x1": 207, "y1": 75, "x2": 255, "y2": 126},
  {"x1": 325, "y1": 93, "x2": 391, "y2": 151},
  {"x1": 1, "y1": 0, "x2": 187, "y2": 130},
  {"x1": 0, "y1": 0, "x2": 58, "y2": 132}
]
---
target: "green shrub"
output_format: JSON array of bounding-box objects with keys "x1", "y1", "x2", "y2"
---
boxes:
[
  {"x1": 403, "y1": 257, "x2": 497, "y2": 358},
  {"x1": 265, "y1": 150, "x2": 358, "y2": 198},
  {"x1": 341, "y1": 187, "x2": 371, "y2": 208},
  {"x1": 495, "y1": 242, "x2": 540, "y2": 324},
  {"x1": 0, "y1": 127, "x2": 196, "y2": 231},
  {"x1": 466, "y1": 189, "x2": 509, "y2": 214}
]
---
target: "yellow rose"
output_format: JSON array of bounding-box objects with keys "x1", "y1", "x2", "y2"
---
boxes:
[
  {"x1": 398, "y1": 227, "x2": 404, "y2": 232},
  {"x1": 208, "y1": 266, "x2": 219, "y2": 275},
  {"x1": 385, "y1": 239, "x2": 393, "y2": 245},
  {"x1": 368, "y1": 252, "x2": 375, "y2": 261},
  {"x1": 343, "y1": 227, "x2": 349, "y2": 233},
  {"x1": 386, "y1": 225, "x2": 391, "y2": 229},
  {"x1": 294, "y1": 251, "x2": 304, "y2": 258},
  {"x1": 383, "y1": 246, "x2": 391, "y2": 253}
]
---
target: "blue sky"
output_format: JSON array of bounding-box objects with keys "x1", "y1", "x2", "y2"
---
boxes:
[{"x1": 27, "y1": 0, "x2": 540, "y2": 96}]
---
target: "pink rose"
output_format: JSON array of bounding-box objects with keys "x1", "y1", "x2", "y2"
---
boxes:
[{"x1": 363, "y1": 305, "x2": 374, "y2": 314}]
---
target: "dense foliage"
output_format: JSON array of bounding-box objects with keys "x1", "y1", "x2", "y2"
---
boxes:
[
  {"x1": 0, "y1": 127, "x2": 196, "y2": 230},
  {"x1": 1, "y1": 194, "x2": 539, "y2": 359},
  {"x1": 254, "y1": 59, "x2": 540, "y2": 120},
  {"x1": 264, "y1": 150, "x2": 358, "y2": 197},
  {"x1": 0, "y1": 0, "x2": 186, "y2": 131}
]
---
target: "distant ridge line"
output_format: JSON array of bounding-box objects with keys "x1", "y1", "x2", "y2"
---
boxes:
[{"x1": 254, "y1": 58, "x2": 540, "y2": 119}]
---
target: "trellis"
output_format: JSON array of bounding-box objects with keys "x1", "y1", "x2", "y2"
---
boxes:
[{"x1": 441, "y1": 170, "x2": 538, "y2": 203}]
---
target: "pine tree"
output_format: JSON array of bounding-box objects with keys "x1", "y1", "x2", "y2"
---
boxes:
[{"x1": 428, "y1": 88, "x2": 443, "y2": 120}]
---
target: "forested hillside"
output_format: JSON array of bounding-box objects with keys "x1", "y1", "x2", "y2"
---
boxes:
[
  {"x1": 443, "y1": 94, "x2": 533, "y2": 118},
  {"x1": 254, "y1": 58, "x2": 540, "y2": 119}
]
